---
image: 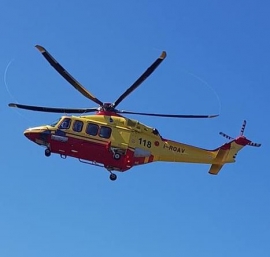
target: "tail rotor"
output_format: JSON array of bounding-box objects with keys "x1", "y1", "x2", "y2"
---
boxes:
[{"x1": 219, "y1": 120, "x2": 261, "y2": 147}]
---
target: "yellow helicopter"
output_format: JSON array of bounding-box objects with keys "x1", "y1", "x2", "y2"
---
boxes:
[{"x1": 9, "y1": 45, "x2": 261, "y2": 180}]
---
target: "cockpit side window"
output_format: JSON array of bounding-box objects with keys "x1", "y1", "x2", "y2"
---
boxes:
[
  {"x1": 99, "y1": 126, "x2": 112, "y2": 139},
  {"x1": 59, "y1": 118, "x2": 71, "y2": 129},
  {"x1": 73, "y1": 120, "x2": 83, "y2": 132},
  {"x1": 86, "y1": 123, "x2": 99, "y2": 136}
]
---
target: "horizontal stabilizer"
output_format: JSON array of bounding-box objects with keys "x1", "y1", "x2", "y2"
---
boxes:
[
  {"x1": 208, "y1": 146, "x2": 229, "y2": 175},
  {"x1": 208, "y1": 164, "x2": 224, "y2": 175}
]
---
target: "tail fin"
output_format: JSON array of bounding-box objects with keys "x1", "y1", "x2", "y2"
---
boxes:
[{"x1": 209, "y1": 120, "x2": 261, "y2": 175}]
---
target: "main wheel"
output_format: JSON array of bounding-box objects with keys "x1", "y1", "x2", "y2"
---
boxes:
[
  {"x1": 109, "y1": 173, "x2": 117, "y2": 181},
  {"x1": 45, "y1": 148, "x2": 51, "y2": 157},
  {"x1": 113, "y1": 153, "x2": 121, "y2": 160}
]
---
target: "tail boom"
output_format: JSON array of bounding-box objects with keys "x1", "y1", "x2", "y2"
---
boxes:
[{"x1": 154, "y1": 121, "x2": 260, "y2": 175}]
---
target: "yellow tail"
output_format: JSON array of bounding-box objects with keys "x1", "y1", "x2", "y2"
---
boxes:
[{"x1": 208, "y1": 120, "x2": 261, "y2": 175}]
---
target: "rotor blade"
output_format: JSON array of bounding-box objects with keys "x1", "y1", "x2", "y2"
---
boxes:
[
  {"x1": 35, "y1": 45, "x2": 103, "y2": 106},
  {"x1": 240, "y1": 120, "x2": 246, "y2": 136},
  {"x1": 113, "y1": 51, "x2": 167, "y2": 108},
  {"x1": 117, "y1": 110, "x2": 218, "y2": 118},
  {"x1": 248, "y1": 142, "x2": 261, "y2": 147},
  {"x1": 219, "y1": 132, "x2": 234, "y2": 140},
  {"x1": 9, "y1": 103, "x2": 98, "y2": 114}
]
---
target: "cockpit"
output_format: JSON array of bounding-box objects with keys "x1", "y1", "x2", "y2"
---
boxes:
[{"x1": 59, "y1": 118, "x2": 71, "y2": 129}]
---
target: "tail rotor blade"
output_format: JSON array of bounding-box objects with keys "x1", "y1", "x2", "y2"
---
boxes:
[
  {"x1": 248, "y1": 142, "x2": 261, "y2": 147},
  {"x1": 240, "y1": 120, "x2": 247, "y2": 136},
  {"x1": 219, "y1": 132, "x2": 234, "y2": 140}
]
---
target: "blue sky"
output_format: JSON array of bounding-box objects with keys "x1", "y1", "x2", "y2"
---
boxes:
[{"x1": 1, "y1": 0, "x2": 269, "y2": 256}]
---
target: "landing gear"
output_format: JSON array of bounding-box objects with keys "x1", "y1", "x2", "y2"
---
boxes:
[
  {"x1": 109, "y1": 173, "x2": 117, "y2": 181},
  {"x1": 110, "y1": 147, "x2": 124, "y2": 161},
  {"x1": 113, "y1": 153, "x2": 121, "y2": 160},
  {"x1": 45, "y1": 148, "x2": 51, "y2": 157}
]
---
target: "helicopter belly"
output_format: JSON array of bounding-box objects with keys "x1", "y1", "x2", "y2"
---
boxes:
[{"x1": 46, "y1": 134, "x2": 134, "y2": 171}]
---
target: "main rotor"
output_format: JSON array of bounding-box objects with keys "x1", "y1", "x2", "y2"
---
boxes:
[{"x1": 9, "y1": 45, "x2": 218, "y2": 119}]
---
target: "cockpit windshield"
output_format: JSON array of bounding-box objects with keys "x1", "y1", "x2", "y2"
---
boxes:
[
  {"x1": 59, "y1": 118, "x2": 71, "y2": 129},
  {"x1": 50, "y1": 119, "x2": 61, "y2": 127}
]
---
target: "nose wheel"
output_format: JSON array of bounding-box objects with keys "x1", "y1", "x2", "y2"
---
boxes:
[
  {"x1": 45, "y1": 148, "x2": 51, "y2": 157},
  {"x1": 109, "y1": 173, "x2": 117, "y2": 181}
]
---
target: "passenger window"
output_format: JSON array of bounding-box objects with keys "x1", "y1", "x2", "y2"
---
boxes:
[
  {"x1": 99, "y1": 126, "x2": 112, "y2": 139},
  {"x1": 59, "y1": 118, "x2": 71, "y2": 129},
  {"x1": 73, "y1": 120, "x2": 83, "y2": 132},
  {"x1": 86, "y1": 123, "x2": 99, "y2": 136}
]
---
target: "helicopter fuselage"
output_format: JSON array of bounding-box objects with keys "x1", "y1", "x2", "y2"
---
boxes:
[{"x1": 24, "y1": 112, "x2": 222, "y2": 175}]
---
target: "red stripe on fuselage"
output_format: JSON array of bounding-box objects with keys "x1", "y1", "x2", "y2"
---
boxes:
[{"x1": 46, "y1": 133, "x2": 133, "y2": 171}]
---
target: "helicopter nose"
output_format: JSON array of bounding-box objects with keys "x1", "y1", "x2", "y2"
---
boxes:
[
  {"x1": 24, "y1": 129, "x2": 35, "y2": 141},
  {"x1": 24, "y1": 127, "x2": 51, "y2": 145}
]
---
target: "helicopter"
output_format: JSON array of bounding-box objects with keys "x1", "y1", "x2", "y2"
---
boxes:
[{"x1": 9, "y1": 45, "x2": 261, "y2": 180}]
